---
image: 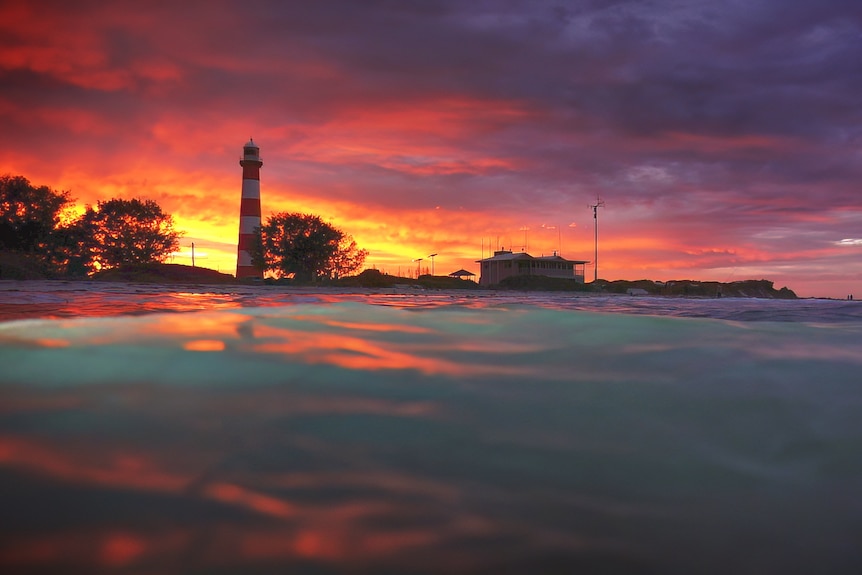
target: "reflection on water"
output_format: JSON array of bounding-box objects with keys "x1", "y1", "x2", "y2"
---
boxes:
[{"x1": 1, "y1": 282, "x2": 862, "y2": 573}]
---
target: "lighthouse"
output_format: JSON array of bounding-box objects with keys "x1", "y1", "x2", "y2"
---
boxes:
[{"x1": 236, "y1": 138, "x2": 263, "y2": 279}]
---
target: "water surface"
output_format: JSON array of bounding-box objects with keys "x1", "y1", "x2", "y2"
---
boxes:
[{"x1": 1, "y1": 281, "x2": 861, "y2": 573}]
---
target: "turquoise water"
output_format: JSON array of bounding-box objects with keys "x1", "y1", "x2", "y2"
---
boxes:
[{"x1": 1, "y1": 282, "x2": 861, "y2": 573}]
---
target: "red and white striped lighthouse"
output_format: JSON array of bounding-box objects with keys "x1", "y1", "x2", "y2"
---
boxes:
[{"x1": 236, "y1": 138, "x2": 263, "y2": 279}]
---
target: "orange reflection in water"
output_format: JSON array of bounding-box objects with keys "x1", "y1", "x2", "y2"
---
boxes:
[
  {"x1": 249, "y1": 323, "x2": 492, "y2": 376},
  {"x1": 0, "y1": 435, "x2": 190, "y2": 493},
  {"x1": 1, "y1": 310, "x2": 251, "y2": 349},
  {"x1": 234, "y1": 524, "x2": 443, "y2": 565},
  {"x1": 1, "y1": 523, "x2": 459, "y2": 571},
  {"x1": 318, "y1": 319, "x2": 432, "y2": 334},
  {"x1": 0, "y1": 434, "x2": 494, "y2": 572},
  {"x1": 33, "y1": 337, "x2": 70, "y2": 348},
  {"x1": 183, "y1": 339, "x2": 226, "y2": 351},
  {"x1": 75, "y1": 309, "x2": 535, "y2": 376},
  {"x1": 100, "y1": 533, "x2": 146, "y2": 568},
  {"x1": 0, "y1": 528, "x2": 193, "y2": 570},
  {"x1": 204, "y1": 482, "x2": 297, "y2": 519},
  {"x1": 139, "y1": 311, "x2": 249, "y2": 340}
]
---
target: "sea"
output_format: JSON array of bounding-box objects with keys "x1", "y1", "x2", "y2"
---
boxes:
[{"x1": 1, "y1": 281, "x2": 861, "y2": 574}]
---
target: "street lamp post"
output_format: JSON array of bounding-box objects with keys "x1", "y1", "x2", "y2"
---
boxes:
[
  {"x1": 428, "y1": 253, "x2": 437, "y2": 276},
  {"x1": 413, "y1": 258, "x2": 424, "y2": 278}
]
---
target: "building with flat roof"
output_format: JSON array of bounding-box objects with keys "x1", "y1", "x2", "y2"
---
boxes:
[{"x1": 476, "y1": 249, "x2": 588, "y2": 286}]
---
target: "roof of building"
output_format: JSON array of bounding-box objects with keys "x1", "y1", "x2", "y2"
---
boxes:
[
  {"x1": 449, "y1": 269, "x2": 476, "y2": 277},
  {"x1": 478, "y1": 250, "x2": 532, "y2": 262},
  {"x1": 476, "y1": 250, "x2": 588, "y2": 264}
]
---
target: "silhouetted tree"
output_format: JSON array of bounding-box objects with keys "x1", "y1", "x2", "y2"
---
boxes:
[
  {"x1": 0, "y1": 174, "x2": 73, "y2": 259},
  {"x1": 76, "y1": 198, "x2": 181, "y2": 272},
  {"x1": 51, "y1": 218, "x2": 94, "y2": 277},
  {"x1": 254, "y1": 212, "x2": 367, "y2": 281},
  {"x1": 325, "y1": 235, "x2": 369, "y2": 279}
]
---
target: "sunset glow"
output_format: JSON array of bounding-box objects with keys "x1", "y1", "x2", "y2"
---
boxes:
[{"x1": 2, "y1": 1, "x2": 860, "y2": 297}]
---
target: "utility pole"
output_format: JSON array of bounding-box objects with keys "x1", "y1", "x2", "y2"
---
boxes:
[
  {"x1": 557, "y1": 224, "x2": 561, "y2": 256},
  {"x1": 590, "y1": 196, "x2": 605, "y2": 282},
  {"x1": 191, "y1": 242, "x2": 195, "y2": 267}
]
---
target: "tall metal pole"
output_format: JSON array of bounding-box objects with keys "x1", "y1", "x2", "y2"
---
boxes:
[
  {"x1": 191, "y1": 242, "x2": 195, "y2": 267},
  {"x1": 558, "y1": 225, "x2": 561, "y2": 256},
  {"x1": 591, "y1": 196, "x2": 604, "y2": 282},
  {"x1": 428, "y1": 253, "x2": 437, "y2": 276}
]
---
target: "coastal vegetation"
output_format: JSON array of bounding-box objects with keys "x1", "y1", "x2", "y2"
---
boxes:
[
  {"x1": 252, "y1": 212, "x2": 367, "y2": 282},
  {"x1": 0, "y1": 174, "x2": 74, "y2": 276},
  {"x1": 74, "y1": 198, "x2": 180, "y2": 274},
  {"x1": 1, "y1": 174, "x2": 180, "y2": 278}
]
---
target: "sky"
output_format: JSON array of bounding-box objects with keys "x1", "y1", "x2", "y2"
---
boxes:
[{"x1": 1, "y1": 0, "x2": 860, "y2": 298}]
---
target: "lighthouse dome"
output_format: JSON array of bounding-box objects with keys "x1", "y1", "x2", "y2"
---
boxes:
[{"x1": 240, "y1": 138, "x2": 262, "y2": 167}]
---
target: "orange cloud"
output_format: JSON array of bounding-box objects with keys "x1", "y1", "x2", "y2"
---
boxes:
[{"x1": 290, "y1": 96, "x2": 532, "y2": 176}]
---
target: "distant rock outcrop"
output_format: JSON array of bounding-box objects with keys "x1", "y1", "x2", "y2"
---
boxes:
[
  {"x1": 496, "y1": 275, "x2": 796, "y2": 298},
  {"x1": 599, "y1": 279, "x2": 797, "y2": 299}
]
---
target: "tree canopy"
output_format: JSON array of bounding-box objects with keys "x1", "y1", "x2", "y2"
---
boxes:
[
  {"x1": 0, "y1": 174, "x2": 73, "y2": 255},
  {"x1": 76, "y1": 198, "x2": 182, "y2": 272},
  {"x1": 254, "y1": 212, "x2": 367, "y2": 282}
]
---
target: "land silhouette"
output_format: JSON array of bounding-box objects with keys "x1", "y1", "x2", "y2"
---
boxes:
[{"x1": 0, "y1": 258, "x2": 797, "y2": 299}]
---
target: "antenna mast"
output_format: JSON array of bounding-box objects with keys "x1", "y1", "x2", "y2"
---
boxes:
[{"x1": 590, "y1": 196, "x2": 605, "y2": 282}]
